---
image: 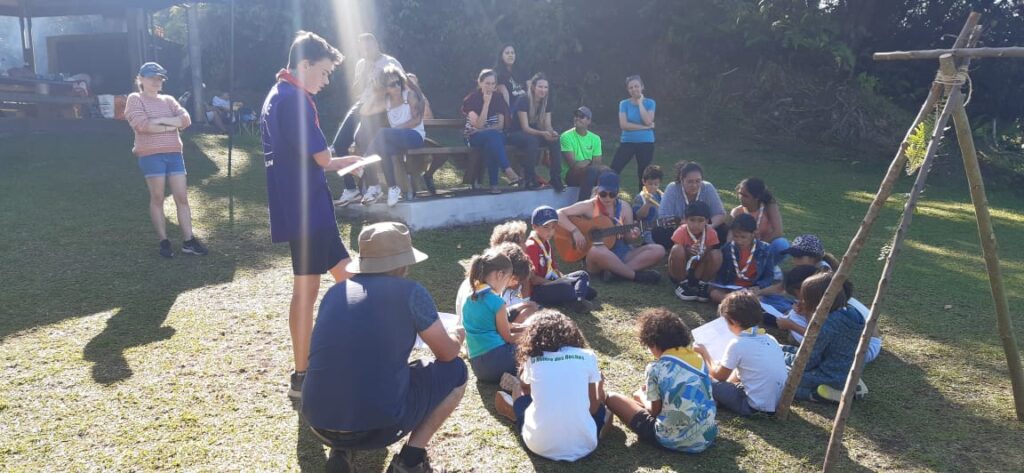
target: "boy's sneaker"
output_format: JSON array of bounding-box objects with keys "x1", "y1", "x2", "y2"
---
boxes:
[
  {"x1": 633, "y1": 270, "x2": 661, "y2": 285},
  {"x1": 361, "y1": 185, "x2": 382, "y2": 205},
  {"x1": 288, "y1": 371, "x2": 305, "y2": 401},
  {"x1": 814, "y1": 379, "x2": 868, "y2": 403},
  {"x1": 159, "y1": 239, "x2": 174, "y2": 258},
  {"x1": 696, "y1": 281, "x2": 711, "y2": 302},
  {"x1": 181, "y1": 237, "x2": 209, "y2": 256},
  {"x1": 499, "y1": 373, "x2": 521, "y2": 394},
  {"x1": 568, "y1": 299, "x2": 595, "y2": 313},
  {"x1": 387, "y1": 455, "x2": 446, "y2": 473},
  {"x1": 675, "y1": 281, "x2": 700, "y2": 301},
  {"x1": 335, "y1": 188, "x2": 362, "y2": 207},
  {"x1": 387, "y1": 186, "x2": 402, "y2": 207}
]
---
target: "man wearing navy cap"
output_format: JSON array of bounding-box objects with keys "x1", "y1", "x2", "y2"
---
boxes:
[
  {"x1": 555, "y1": 172, "x2": 665, "y2": 284},
  {"x1": 560, "y1": 106, "x2": 611, "y2": 201}
]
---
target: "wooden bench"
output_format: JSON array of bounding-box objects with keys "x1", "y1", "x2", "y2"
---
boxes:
[{"x1": 384, "y1": 118, "x2": 552, "y2": 198}]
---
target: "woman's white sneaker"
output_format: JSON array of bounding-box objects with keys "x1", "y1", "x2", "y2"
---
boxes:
[
  {"x1": 361, "y1": 185, "x2": 382, "y2": 205},
  {"x1": 387, "y1": 186, "x2": 402, "y2": 207}
]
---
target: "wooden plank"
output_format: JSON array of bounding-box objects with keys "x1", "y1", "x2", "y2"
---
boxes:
[
  {"x1": 423, "y1": 118, "x2": 464, "y2": 128},
  {"x1": 0, "y1": 92, "x2": 94, "y2": 105},
  {"x1": 406, "y1": 146, "x2": 470, "y2": 155},
  {"x1": 873, "y1": 46, "x2": 1024, "y2": 61}
]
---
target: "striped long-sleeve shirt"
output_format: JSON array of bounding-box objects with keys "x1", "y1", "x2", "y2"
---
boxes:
[{"x1": 124, "y1": 92, "x2": 191, "y2": 157}]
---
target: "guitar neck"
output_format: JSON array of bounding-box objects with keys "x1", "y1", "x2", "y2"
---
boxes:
[{"x1": 590, "y1": 223, "x2": 639, "y2": 239}]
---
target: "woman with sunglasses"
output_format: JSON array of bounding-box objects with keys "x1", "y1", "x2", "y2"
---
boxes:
[
  {"x1": 462, "y1": 69, "x2": 521, "y2": 194},
  {"x1": 555, "y1": 172, "x2": 664, "y2": 285},
  {"x1": 359, "y1": 65, "x2": 426, "y2": 206}
]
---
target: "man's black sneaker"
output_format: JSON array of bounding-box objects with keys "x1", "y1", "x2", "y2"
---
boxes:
[
  {"x1": 675, "y1": 281, "x2": 700, "y2": 301},
  {"x1": 633, "y1": 270, "x2": 661, "y2": 285},
  {"x1": 387, "y1": 455, "x2": 446, "y2": 473},
  {"x1": 326, "y1": 448, "x2": 353, "y2": 473},
  {"x1": 181, "y1": 237, "x2": 209, "y2": 256},
  {"x1": 551, "y1": 180, "x2": 565, "y2": 193},
  {"x1": 159, "y1": 239, "x2": 174, "y2": 258},
  {"x1": 696, "y1": 281, "x2": 711, "y2": 302},
  {"x1": 288, "y1": 371, "x2": 305, "y2": 400}
]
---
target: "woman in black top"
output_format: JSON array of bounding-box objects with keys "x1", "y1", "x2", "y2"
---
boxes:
[{"x1": 494, "y1": 44, "x2": 527, "y2": 107}]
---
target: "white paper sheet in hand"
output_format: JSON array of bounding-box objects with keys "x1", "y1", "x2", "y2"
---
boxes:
[
  {"x1": 414, "y1": 312, "x2": 460, "y2": 350},
  {"x1": 761, "y1": 301, "x2": 784, "y2": 319},
  {"x1": 691, "y1": 317, "x2": 735, "y2": 364},
  {"x1": 335, "y1": 154, "x2": 382, "y2": 177}
]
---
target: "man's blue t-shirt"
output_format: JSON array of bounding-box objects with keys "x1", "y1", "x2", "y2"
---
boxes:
[
  {"x1": 260, "y1": 80, "x2": 337, "y2": 243},
  {"x1": 619, "y1": 98, "x2": 656, "y2": 143},
  {"x1": 462, "y1": 287, "x2": 507, "y2": 358},
  {"x1": 302, "y1": 274, "x2": 440, "y2": 431}
]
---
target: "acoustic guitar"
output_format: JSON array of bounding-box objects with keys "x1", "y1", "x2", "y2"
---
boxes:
[{"x1": 553, "y1": 215, "x2": 641, "y2": 262}]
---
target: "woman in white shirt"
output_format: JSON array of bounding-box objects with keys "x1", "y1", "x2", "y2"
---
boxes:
[{"x1": 360, "y1": 65, "x2": 426, "y2": 206}]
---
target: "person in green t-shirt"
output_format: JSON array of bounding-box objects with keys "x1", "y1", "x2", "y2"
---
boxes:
[{"x1": 560, "y1": 106, "x2": 610, "y2": 201}]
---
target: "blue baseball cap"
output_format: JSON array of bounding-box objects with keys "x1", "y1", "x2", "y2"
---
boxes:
[
  {"x1": 138, "y1": 62, "x2": 168, "y2": 79},
  {"x1": 597, "y1": 172, "x2": 619, "y2": 193},
  {"x1": 531, "y1": 206, "x2": 558, "y2": 226}
]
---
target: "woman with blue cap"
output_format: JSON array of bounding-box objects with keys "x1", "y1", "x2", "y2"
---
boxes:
[{"x1": 124, "y1": 62, "x2": 208, "y2": 258}]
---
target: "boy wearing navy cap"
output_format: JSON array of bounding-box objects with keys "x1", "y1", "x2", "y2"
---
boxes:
[
  {"x1": 525, "y1": 206, "x2": 598, "y2": 309},
  {"x1": 555, "y1": 172, "x2": 666, "y2": 284}
]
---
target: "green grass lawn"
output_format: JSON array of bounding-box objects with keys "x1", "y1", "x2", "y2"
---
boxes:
[{"x1": 2, "y1": 127, "x2": 1023, "y2": 472}]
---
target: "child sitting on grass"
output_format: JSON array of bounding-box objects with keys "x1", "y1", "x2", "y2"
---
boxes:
[
  {"x1": 525, "y1": 206, "x2": 598, "y2": 310},
  {"x1": 782, "y1": 271, "x2": 867, "y2": 402},
  {"x1": 606, "y1": 308, "x2": 718, "y2": 453},
  {"x1": 494, "y1": 310, "x2": 610, "y2": 461},
  {"x1": 778, "y1": 270, "x2": 883, "y2": 365},
  {"x1": 669, "y1": 201, "x2": 723, "y2": 303},
  {"x1": 463, "y1": 248, "x2": 533, "y2": 383},
  {"x1": 694, "y1": 291, "x2": 788, "y2": 416},
  {"x1": 759, "y1": 265, "x2": 819, "y2": 329},
  {"x1": 632, "y1": 164, "x2": 664, "y2": 246},
  {"x1": 751, "y1": 234, "x2": 838, "y2": 314},
  {"x1": 456, "y1": 224, "x2": 539, "y2": 319},
  {"x1": 709, "y1": 213, "x2": 777, "y2": 303}
]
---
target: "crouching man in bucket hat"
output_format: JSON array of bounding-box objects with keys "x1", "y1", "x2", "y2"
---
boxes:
[{"x1": 302, "y1": 222, "x2": 467, "y2": 473}]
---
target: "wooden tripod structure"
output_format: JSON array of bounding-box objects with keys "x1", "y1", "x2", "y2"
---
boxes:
[{"x1": 770, "y1": 12, "x2": 1024, "y2": 472}]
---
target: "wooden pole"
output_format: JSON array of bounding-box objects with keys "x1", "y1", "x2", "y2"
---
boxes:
[
  {"x1": 873, "y1": 46, "x2": 1024, "y2": 61},
  {"x1": 820, "y1": 55, "x2": 967, "y2": 473},
  {"x1": 775, "y1": 11, "x2": 981, "y2": 420},
  {"x1": 186, "y1": 2, "x2": 206, "y2": 123},
  {"x1": 948, "y1": 66, "x2": 1024, "y2": 422}
]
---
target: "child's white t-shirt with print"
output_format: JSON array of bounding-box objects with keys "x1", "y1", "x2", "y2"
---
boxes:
[
  {"x1": 520, "y1": 346, "x2": 601, "y2": 461},
  {"x1": 720, "y1": 332, "x2": 788, "y2": 412}
]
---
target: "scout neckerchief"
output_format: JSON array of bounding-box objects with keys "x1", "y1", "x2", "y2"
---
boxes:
[
  {"x1": 594, "y1": 197, "x2": 622, "y2": 225},
  {"x1": 661, "y1": 346, "x2": 705, "y2": 371},
  {"x1": 640, "y1": 188, "x2": 663, "y2": 208},
  {"x1": 529, "y1": 232, "x2": 561, "y2": 280},
  {"x1": 685, "y1": 224, "x2": 707, "y2": 274},
  {"x1": 276, "y1": 69, "x2": 320, "y2": 129},
  {"x1": 738, "y1": 325, "x2": 767, "y2": 337},
  {"x1": 733, "y1": 240, "x2": 758, "y2": 282}
]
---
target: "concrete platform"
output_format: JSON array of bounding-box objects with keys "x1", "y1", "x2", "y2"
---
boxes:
[{"x1": 335, "y1": 186, "x2": 580, "y2": 230}]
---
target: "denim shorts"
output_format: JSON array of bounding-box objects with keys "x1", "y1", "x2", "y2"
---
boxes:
[{"x1": 138, "y1": 152, "x2": 186, "y2": 178}]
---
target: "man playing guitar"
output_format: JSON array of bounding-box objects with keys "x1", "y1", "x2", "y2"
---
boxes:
[{"x1": 555, "y1": 172, "x2": 665, "y2": 284}]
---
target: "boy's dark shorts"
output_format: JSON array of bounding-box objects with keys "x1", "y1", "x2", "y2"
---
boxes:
[
  {"x1": 289, "y1": 230, "x2": 349, "y2": 276},
  {"x1": 311, "y1": 358, "x2": 468, "y2": 451},
  {"x1": 628, "y1": 409, "x2": 659, "y2": 445}
]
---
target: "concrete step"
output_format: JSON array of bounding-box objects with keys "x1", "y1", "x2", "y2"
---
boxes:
[{"x1": 335, "y1": 186, "x2": 579, "y2": 230}]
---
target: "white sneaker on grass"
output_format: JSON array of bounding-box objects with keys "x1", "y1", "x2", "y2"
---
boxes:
[
  {"x1": 387, "y1": 186, "x2": 402, "y2": 207},
  {"x1": 361, "y1": 185, "x2": 382, "y2": 205}
]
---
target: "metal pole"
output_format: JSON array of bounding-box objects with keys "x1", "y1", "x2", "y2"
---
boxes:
[
  {"x1": 186, "y1": 2, "x2": 205, "y2": 123},
  {"x1": 227, "y1": 0, "x2": 235, "y2": 223}
]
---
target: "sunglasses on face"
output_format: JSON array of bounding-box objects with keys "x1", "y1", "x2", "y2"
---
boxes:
[
  {"x1": 598, "y1": 191, "x2": 617, "y2": 198},
  {"x1": 387, "y1": 80, "x2": 402, "y2": 88}
]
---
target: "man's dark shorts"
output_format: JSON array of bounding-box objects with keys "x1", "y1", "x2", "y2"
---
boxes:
[
  {"x1": 311, "y1": 358, "x2": 468, "y2": 450},
  {"x1": 289, "y1": 230, "x2": 349, "y2": 276}
]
